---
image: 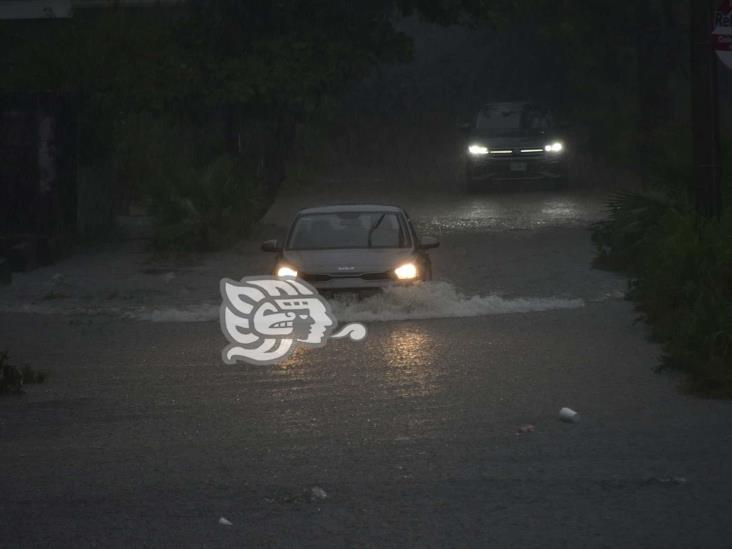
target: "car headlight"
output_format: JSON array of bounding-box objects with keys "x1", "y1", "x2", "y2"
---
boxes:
[
  {"x1": 544, "y1": 141, "x2": 564, "y2": 153},
  {"x1": 468, "y1": 144, "x2": 489, "y2": 156},
  {"x1": 276, "y1": 265, "x2": 298, "y2": 278},
  {"x1": 394, "y1": 262, "x2": 418, "y2": 280}
]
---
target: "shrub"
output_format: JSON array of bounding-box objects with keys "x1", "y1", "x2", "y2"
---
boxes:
[
  {"x1": 149, "y1": 154, "x2": 264, "y2": 251},
  {"x1": 592, "y1": 191, "x2": 732, "y2": 397},
  {"x1": 114, "y1": 115, "x2": 264, "y2": 251},
  {"x1": 591, "y1": 190, "x2": 676, "y2": 272}
]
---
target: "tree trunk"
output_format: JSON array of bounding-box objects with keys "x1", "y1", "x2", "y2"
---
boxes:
[
  {"x1": 228, "y1": 106, "x2": 296, "y2": 214},
  {"x1": 261, "y1": 112, "x2": 295, "y2": 202},
  {"x1": 635, "y1": 1, "x2": 672, "y2": 183},
  {"x1": 690, "y1": 0, "x2": 723, "y2": 218}
]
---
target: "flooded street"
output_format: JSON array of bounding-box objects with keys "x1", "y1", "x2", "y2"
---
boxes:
[
  {"x1": 0, "y1": 187, "x2": 619, "y2": 318},
  {"x1": 3, "y1": 0, "x2": 730, "y2": 543},
  {"x1": 2, "y1": 187, "x2": 732, "y2": 547}
]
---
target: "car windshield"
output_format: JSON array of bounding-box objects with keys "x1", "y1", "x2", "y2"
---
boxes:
[
  {"x1": 475, "y1": 103, "x2": 552, "y2": 132},
  {"x1": 288, "y1": 212, "x2": 409, "y2": 250}
]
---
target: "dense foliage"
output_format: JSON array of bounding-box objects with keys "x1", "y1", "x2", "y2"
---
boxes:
[
  {"x1": 593, "y1": 191, "x2": 732, "y2": 397},
  {"x1": 0, "y1": 1, "x2": 500, "y2": 248},
  {"x1": 113, "y1": 114, "x2": 265, "y2": 251}
]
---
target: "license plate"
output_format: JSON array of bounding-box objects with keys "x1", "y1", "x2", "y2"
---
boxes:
[{"x1": 510, "y1": 161, "x2": 527, "y2": 172}]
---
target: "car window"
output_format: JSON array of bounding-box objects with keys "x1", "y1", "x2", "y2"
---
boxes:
[
  {"x1": 288, "y1": 212, "x2": 409, "y2": 250},
  {"x1": 477, "y1": 104, "x2": 522, "y2": 130},
  {"x1": 476, "y1": 104, "x2": 552, "y2": 131},
  {"x1": 524, "y1": 107, "x2": 552, "y2": 129}
]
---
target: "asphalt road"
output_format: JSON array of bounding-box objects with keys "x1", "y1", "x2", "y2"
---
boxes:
[{"x1": 2, "y1": 188, "x2": 732, "y2": 548}]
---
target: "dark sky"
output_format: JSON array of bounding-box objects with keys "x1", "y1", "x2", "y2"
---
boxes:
[
  {"x1": 345, "y1": 16, "x2": 732, "y2": 129},
  {"x1": 346, "y1": 18, "x2": 503, "y2": 117}
]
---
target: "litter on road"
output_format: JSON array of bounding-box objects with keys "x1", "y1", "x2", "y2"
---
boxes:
[
  {"x1": 559, "y1": 407, "x2": 580, "y2": 423},
  {"x1": 311, "y1": 486, "x2": 328, "y2": 501}
]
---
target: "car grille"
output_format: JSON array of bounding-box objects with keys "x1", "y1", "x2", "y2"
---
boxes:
[
  {"x1": 361, "y1": 271, "x2": 393, "y2": 281},
  {"x1": 300, "y1": 273, "x2": 332, "y2": 282},
  {"x1": 300, "y1": 271, "x2": 393, "y2": 282},
  {"x1": 518, "y1": 148, "x2": 545, "y2": 157},
  {"x1": 488, "y1": 148, "x2": 545, "y2": 158}
]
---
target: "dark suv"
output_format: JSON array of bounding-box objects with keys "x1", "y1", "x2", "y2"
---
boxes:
[{"x1": 464, "y1": 102, "x2": 568, "y2": 190}]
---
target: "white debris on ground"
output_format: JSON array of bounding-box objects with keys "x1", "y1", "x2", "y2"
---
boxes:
[
  {"x1": 310, "y1": 486, "x2": 328, "y2": 501},
  {"x1": 559, "y1": 407, "x2": 581, "y2": 423},
  {"x1": 218, "y1": 517, "x2": 233, "y2": 526}
]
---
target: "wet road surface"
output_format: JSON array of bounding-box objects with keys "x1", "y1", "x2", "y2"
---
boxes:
[{"x1": 1, "y1": 188, "x2": 732, "y2": 547}]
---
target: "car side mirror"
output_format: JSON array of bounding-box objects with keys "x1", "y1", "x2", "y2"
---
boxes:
[
  {"x1": 419, "y1": 235, "x2": 440, "y2": 249},
  {"x1": 261, "y1": 239, "x2": 281, "y2": 252}
]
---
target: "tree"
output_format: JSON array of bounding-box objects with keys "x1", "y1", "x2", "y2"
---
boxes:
[
  {"x1": 1, "y1": 0, "x2": 496, "y2": 247},
  {"x1": 690, "y1": 0, "x2": 723, "y2": 217}
]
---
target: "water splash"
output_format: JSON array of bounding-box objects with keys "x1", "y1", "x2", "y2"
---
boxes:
[{"x1": 329, "y1": 281, "x2": 584, "y2": 322}]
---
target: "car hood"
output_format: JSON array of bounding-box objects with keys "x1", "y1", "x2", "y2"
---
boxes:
[{"x1": 282, "y1": 248, "x2": 415, "y2": 274}]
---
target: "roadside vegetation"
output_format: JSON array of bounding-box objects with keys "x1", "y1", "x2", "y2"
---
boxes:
[
  {"x1": 1, "y1": 2, "x2": 484, "y2": 251},
  {"x1": 113, "y1": 115, "x2": 265, "y2": 251},
  {"x1": 592, "y1": 142, "x2": 732, "y2": 397},
  {"x1": 2, "y1": 2, "x2": 696, "y2": 251}
]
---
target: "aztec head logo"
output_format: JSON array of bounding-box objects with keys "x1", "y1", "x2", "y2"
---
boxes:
[{"x1": 220, "y1": 277, "x2": 366, "y2": 365}]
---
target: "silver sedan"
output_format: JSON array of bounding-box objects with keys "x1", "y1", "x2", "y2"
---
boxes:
[{"x1": 261, "y1": 204, "x2": 439, "y2": 291}]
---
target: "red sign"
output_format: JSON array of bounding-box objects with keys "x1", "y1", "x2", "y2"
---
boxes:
[
  {"x1": 715, "y1": 34, "x2": 732, "y2": 51},
  {"x1": 714, "y1": 0, "x2": 732, "y2": 33}
]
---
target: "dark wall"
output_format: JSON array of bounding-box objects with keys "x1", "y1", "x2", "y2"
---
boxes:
[{"x1": 0, "y1": 94, "x2": 77, "y2": 236}]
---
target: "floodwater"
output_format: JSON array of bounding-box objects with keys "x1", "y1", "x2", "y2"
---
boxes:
[
  {"x1": 0, "y1": 185, "x2": 619, "y2": 321},
  {"x1": 3, "y1": 184, "x2": 732, "y2": 547}
]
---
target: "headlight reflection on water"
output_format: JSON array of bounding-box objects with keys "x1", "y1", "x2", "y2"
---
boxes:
[
  {"x1": 540, "y1": 200, "x2": 579, "y2": 219},
  {"x1": 382, "y1": 326, "x2": 440, "y2": 398}
]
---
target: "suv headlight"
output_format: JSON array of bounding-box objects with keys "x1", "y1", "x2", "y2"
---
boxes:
[
  {"x1": 468, "y1": 144, "x2": 489, "y2": 156},
  {"x1": 394, "y1": 262, "x2": 418, "y2": 280},
  {"x1": 544, "y1": 141, "x2": 564, "y2": 153}
]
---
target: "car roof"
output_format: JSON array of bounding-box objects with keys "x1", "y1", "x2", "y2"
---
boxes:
[
  {"x1": 296, "y1": 204, "x2": 405, "y2": 215},
  {"x1": 483, "y1": 101, "x2": 529, "y2": 107},
  {"x1": 480, "y1": 101, "x2": 550, "y2": 111}
]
